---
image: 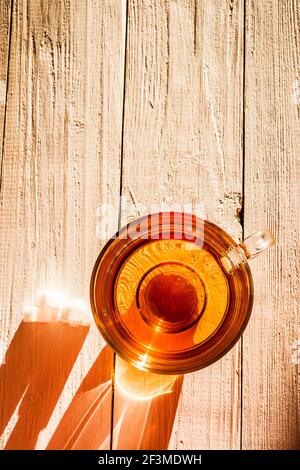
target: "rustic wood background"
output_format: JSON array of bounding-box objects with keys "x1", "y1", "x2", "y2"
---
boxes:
[{"x1": 0, "y1": 0, "x2": 299, "y2": 450}]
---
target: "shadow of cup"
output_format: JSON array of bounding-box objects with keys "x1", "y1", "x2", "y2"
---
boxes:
[
  {"x1": 47, "y1": 350, "x2": 182, "y2": 450},
  {"x1": 112, "y1": 356, "x2": 183, "y2": 449}
]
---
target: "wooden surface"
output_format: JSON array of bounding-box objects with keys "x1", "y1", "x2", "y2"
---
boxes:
[
  {"x1": 243, "y1": 0, "x2": 299, "y2": 449},
  {"x1": 0, "y1": 0, "x2": 11, "y2": 158},
  {"x1": 0, "y1": 0, "x2": 299, "y2": 450},
  {"x1": 0, "y1": 0, "x2": 126, "y2": 449}
]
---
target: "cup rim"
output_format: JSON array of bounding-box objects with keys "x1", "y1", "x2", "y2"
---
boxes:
[{"x1": 90, "y1": 212, "x2": 254, "y2": 374}]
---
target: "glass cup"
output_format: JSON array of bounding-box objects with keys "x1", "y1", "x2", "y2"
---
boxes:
[{"x1": 90, "y1": 212, "x2": 275, "y2": 374}]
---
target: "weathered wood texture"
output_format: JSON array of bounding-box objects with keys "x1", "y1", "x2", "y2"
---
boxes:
[
  {"x1": 0, "y1": 0, "x2": 12, "y2": 157},
  {"x1": 114, "y1": 0, "x2": 244, "y2": 449},
  {"x1": 243, "y1": 0, "x2": 300, "y2": 449},
  {"x1": 0, "y1": 0, "x2": 299, "y2": 450},
  {"x1": 0, "y1": 0, "x2": 126, "y2": 449}
]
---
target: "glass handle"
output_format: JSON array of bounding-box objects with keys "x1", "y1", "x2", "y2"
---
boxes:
[
  {"x1": 221, "y1": 230, "x2": 275, "y2": 274},
  {"x1": 239, "y1": 230, "x2": 275, "y2": 260}
]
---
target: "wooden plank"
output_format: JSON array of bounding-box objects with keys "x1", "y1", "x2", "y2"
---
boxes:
[
  {"x1": 0, "y1": 0, "x2": 126, "y2": 449},
  {"x1": 113, "y1": 0, "x2": 244, "y2": 449},
  {"x1": 0, "y1": 0, "x2": 12, "y2": 158},
  {"x1": 243, "y1": 0, "x2": 300, "y2": 449}
]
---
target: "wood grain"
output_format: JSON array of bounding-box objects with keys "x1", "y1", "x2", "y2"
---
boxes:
[
  {"x1": 0, "y1": 0, "x2": 298, "y2": 450},
  {"x1": 0, "y1": 0, "x2": 12, "y2": 158},
  {"x1": 243, "y1": 0, "x2": 300, "y2": 449},
  {"x1": 114, "y1": 0, "x2": 244, "y2": 449},
  {"x1": 0, "y1": 0, "x2": 126, "y2": 449}
]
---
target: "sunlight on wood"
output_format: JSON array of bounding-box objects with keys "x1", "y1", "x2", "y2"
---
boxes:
[{"x1": 115, "y1": 356, "x2": 178, "y2": 401}]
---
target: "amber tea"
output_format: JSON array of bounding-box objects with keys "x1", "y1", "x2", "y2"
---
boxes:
[{"x1": 116, "y1": 239, "x2": 229, "y2": 350}]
